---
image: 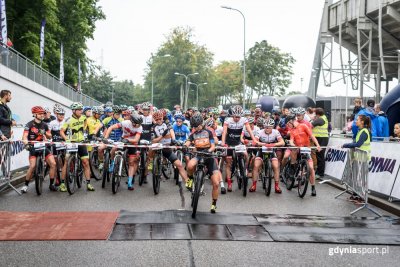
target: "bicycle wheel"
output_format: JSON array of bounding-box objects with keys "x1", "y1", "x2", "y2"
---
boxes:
[
  {"x1": 123, "y1": 150, "x2": 129, "y2": 177},
  {"x1": 162, "y1": 158, "x2": 173, "y2": 180},
  {"x1": 297, "y1": 160, "x2": 310, "y2": 198},
  {"x1": 89, "y1": 149, "x2": 101, "y2": 181},
  {"x1": 284, "y1": 162, "x2": 295, "y2": 190},
  {"x1": 34, "y1": 156, "x2": 43, "y2": 196},
  {"x1": 55, "y1": 153, "x2": 64, "y2": 186},
  {"x1": 238, "y1": 157, "x2": 247, "y2": 197},
  {"x1": 152, "y1": 156, "x2": 161, "y2": 195},
  {"x1": 192, "y1": 170, "x2": 204, "y2": 218},
  {"x1": 139, "y1": 150, "x2": 147, "y2": 186},
  {"x1": 102, "y1": 151, "x2": 110, "y2": 188},
  {"x1": 264, "y1": 160, "x2": 273, "y2": 196},
  {"x1": 112, "y1": 156, "x2": 122, "y2": 194},
  {"x1": 66, "y1": 155, "x2": 77, "y2": 195}
]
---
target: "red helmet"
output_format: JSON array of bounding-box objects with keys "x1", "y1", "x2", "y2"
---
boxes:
[
  {"x1": 122, "y1": 109, "x2": 132, "y2": 116},
  {"x1": 159, "y1": 108, "x2": 167, "y2": 118},
  {"x1": 152, "y1": 111, "x2": 164, "y2": 121},
  {"x1": 31, "y1": 106, "x2": 46, "y2": 114}
]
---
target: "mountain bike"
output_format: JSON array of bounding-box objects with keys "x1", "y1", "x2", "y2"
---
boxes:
[
  {"x1": 110, "y1": 142, "x2": 126, "y2": 194},
  {"x1": 231, "y1": 144, "x2": 248, "y2": 197},
  {"x1": 65, "y1": 143, "x2": 83, "y2": 195},
  {"x1": 32, "y1": 142, "x2": 47, "y2": 195},
  {"x1": 259, "y1": 146, "x2": 275, "y2": 196},
  {"x1": 138, "y1": 140, "x2": 150, "y2": 186}
]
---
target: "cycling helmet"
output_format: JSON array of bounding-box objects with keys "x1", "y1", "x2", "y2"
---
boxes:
[
  {"x1": 53, "y1": 104, "x2": 65, "y2": 114},
  {"x1": 152, "y1": 111, "x2": 164, "y2": 121},
  {"x1": 199, "y1": 107, "x2": 206, "y2": 113},
  {"x1": 43, "y1": 106, "x2": 51, "y2": 113},
  {"x1": 256, "y1": 117, "x2": 265, "y2": 128},
  {"x1": 220, "y1": 110, "x2": 228, "y2": 117},
  {"x1": 204, "y1": 117, "x2": 214, "y2": 128},
  {"x1": 70, "y1": 102, "x2": 83, "y2": 110},
  {"x1": 105, "y1": 101, "x2": 113, "y2": 107},
  {"x1": 141, "y1": 102, "x2": 152, "y2": 110},
  {"x1": 159, "y1": 108, "x2": 167, "y2": 118},
  {"x1": 229, "y1": 105, "x2": 244, "y2": 117},
  {"x1": 83, "y1": 106, "x2": 92, "y2": 113},
  {"x1": 130, "y1": 113, "x2": 143, "y2": 125},
  {"x1": 112, "y1": 105, "x2": 121, "y2": 113},
  {"x1": 31, "y1": 106, "x2": 46, "y2": 114},
  {"x1": 244, "y1": 109, "x2": 251, "y2": 116},
  {"x1": 122, "y1": 109, "x2": 132, "y2": 116},
  {"x1": 190, "y1": 112, "x2": 204, "y2": 128},
  {"x1": 286, "y1": 114, "x2": 296, "y2": 121},
  {"x1": 289, "y1": 107, "x2": 297, "y2": 115},
  {"x1": 92, "y1": 106, "x2": 102, "y2": 114},
  {"x1": 208, "y1": 107, "x2": 219, "y2": 115},
  {"x1": 104, "y1": 106, "x2": 113, "y2": 113},
  {"x1": 190, "y1": 107, "x2": 198, "y2": 112},
  {"x1": 153, "y1": 107, "x2": 158, "y2": 112},
  {"x1": 127, "y1": 106, "x2": 135, "y2": 112},
  {"x1": 264, "y1": 118, "x2": 275, "y2": 127},
  {"x1": 174, "y1": 111, "x2": 185, "y2": 121},
  {"x1": 296, "y1": 107, "x2": 306, "y2": 115},
  {"x1": 248, "y1": 117, "x2": 255, "y2": 124}
]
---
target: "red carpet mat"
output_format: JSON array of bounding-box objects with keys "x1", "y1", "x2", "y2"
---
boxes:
[{"x1": 0, "y1": 211, "x2": 119, "y2": 241}]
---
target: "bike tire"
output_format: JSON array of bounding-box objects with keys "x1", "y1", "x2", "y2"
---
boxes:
[
  {"x1": 76, "y1": 159, "x2": 83, "y2": 189},
  {"x1": 123, "y1": 150, "x2": 129, "y2": 177},
  {"x1": 192, "y1": 170, "x2": 204, "y2": 218},
  {"x1": 152, "y1": 156, "x2": 161, "y2": 195},
  {"x1": 174, "y1": 150, "x2": 183, "y2": 185},
  {"x1": 297, "y1": 160, "x2": 310, "y2": 198},
  {"x1": 162, "y1": 159, "x2": 173, "y2": 180},
  {"x1": 102, "y1": 151, "x2": 110, "y2": 188},
  {"x1": 34, "y1": 156, "x2": 43, "y2": 196},
  {"x1": 55, "y1": 153, "x2": 64, "y2": 186},
  {"x1": 139, "y1": 150, "x2": 147, "y2": 186},
  {"x1": 89, "y1": 150, "x2": 101, "y2": 181},
  {"x1": 66, "y1": 155, "x2": 77, "y2": 195},
  {"x1": 265, "y1": 160, "x2": 272, "y2": 196},
  {"x1": 238, "y1": 157, "x2": 247, "y2": 197},
  {"x1": 284, "y1": 163, "x2": 295, "y2": 190},
  {"x1": 112, "y1": 156, "x2": 122, "y2": 194}
]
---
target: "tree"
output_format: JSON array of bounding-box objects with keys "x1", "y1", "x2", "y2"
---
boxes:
[
  {"x1": 246, "y1": 40, "x2": 295, "y2": 102},
  {"x1": 81, "y1": 67, "x2": 114, "y2": 104}
]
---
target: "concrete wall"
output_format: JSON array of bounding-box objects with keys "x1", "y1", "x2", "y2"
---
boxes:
[{"x1": 0, "y1": 64, "x2": 72, "y2": 125}]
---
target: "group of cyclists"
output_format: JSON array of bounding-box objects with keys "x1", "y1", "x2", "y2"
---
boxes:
[{"x1": 20, "y1": 100, "x2": 325, "y2": 214}]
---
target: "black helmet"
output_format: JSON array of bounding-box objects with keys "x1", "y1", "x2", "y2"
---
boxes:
[
  {"x1": 130, "y1": 114, "x2": 143, "y2": 125},
  {"x1": 286, "y1": 114, "x2": 296, "y2": 121},
  {"x1": 190, "y1": 112, "x2": 204, "y2": 128}
]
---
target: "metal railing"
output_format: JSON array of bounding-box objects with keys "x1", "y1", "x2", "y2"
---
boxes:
[{"x1": 0, "y1": 44, "x2": 102, "y2": 106}]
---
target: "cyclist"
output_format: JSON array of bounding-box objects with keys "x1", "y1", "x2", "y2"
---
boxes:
[
  {"x1": 253, "y1": 118, "x2": 285, "y2": 193},
  {"x1": 184, "y1": 113, "x2": 222, "y2": 213},
  {"x1": 43, "y1": 106, "x2": 55, "y2": 125},
  {"x1": 60, "y1": 102, "x2": 94, "y2": 192},
  {"x1": 151, "y1": 110, "x2": 190, "y2": 187},
  {"x1": 139, "y1": 102, "x2": 154, "y2": 183},
  {"x1": 285, "y1": 115, "x2": 321, "y2": 196},
  {"x1": 49, "y1": 104, "x2": 66, "y2": 143},
  {"x1": 240, "y1": 117, "x2": 259, "y2": 179},
  {"x1": 221, "y1": 105, "x2": 257, "y2": 192},
  {"x1": 104, "y1": 113, "x2": 143, "y2": 190},
  {"x1": 121, "y1": 109, "x2": 132, "y2": 121},
  {"x1": 173, "y1": 111, "x2": 190, "y2": 143},
  {"x1": 87, "y1": 106, "x2": 103, "y2": 141},
  {"x1": 83, "y1": 106, "x2": 92, "y2": 119},
  {"x1": 21, "y1": 106, "x2": 57, "y2": 193},
  {"x1": 295, "y1": 107, "x2": 312, "y2": 129}
]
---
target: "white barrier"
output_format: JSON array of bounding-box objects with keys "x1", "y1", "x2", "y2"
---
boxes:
[
  {"x1": 325, "y1": 137, "x2": 400, "y2": 200},
  {"x1": 10, "y1": 127, "x2": 29, "y2": 171}
]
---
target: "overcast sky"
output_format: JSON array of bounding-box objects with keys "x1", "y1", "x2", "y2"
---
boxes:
[{"x1": 87, "y1": 0, "x2": 378, "y2": 98}]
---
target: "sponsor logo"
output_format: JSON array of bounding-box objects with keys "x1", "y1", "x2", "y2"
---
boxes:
[
  {"x1": 369, "y1": 157, "x2": 396, "y2": 174},
  {"x1": 325, "y1": 148, "x2": 347, "y2": 162}
]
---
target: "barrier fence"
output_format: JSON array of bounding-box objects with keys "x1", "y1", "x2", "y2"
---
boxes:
[{"x1": 0, "y1": 141, "x2": 21, "y2": 195}]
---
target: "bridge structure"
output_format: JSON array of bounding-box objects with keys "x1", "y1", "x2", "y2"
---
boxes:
[{"x1": 310, "y1": 0, "x2": 400, "y2": 102}]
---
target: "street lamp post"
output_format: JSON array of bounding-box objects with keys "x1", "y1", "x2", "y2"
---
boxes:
[
  {"x1": 188, "y1": 82, "x2": 207, "y2": 108},
  {"x1": 174, "y1": 72, "x2": 199, "y2": 110},
  {"x1": 221, "y1": 5, "x2": 246, "y2": 109},
  {"x1": 151, "y1": 54, "x2": 172, "y2": 104}
]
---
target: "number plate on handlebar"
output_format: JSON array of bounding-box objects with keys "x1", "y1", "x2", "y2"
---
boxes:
[
  {"x1": 114, "y1": 142, "x2": 125, "y2": 149},
  {"x1": 262, "y1": 146, "x2": 273, "y2": 153},
  {"x1": 151, "y1": 143, "x2": 163, "y2": 150},
  {"x1": 34, "y1": 142, "x2": 46, "y2": 151},
  {"x1": 300, "y1": 147, "x2": 311, "y2": 154},
  {"x1": 55, "y1": 143, "x2": 66, "y2": 150},
  {"x1": 234, "y1": 145, "x2": 246, "y2": 153},
  {"x1": 66, "y1": 143, "x2": 78, "y2": 153},
  {"x1": 139, "y1": 140, "x2": 150, "y2": 145}
]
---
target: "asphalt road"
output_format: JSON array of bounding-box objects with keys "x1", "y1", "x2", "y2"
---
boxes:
[{"x1": 0, "y1": 175, "x2": 399, "y2": 266}]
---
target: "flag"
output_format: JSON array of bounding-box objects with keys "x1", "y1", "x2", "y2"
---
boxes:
[
  {"x1": 0, "y1": 0, "x2": 7, "y2": 46},
  {"x1": 39, "y1": 19, "x2": 46, "y2": 61},
  {"x1": 59, "y1": 43, "x2": 64, "y2": 83},
  {"x1": 78, "y1": 58, "x2": 81, "y2": 92}
]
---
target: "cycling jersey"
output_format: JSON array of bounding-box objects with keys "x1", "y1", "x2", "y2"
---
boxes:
[
  {"x1": 117, "y1": 120, "x2": 143, "y2": 138},
  {"x1": 215, "y1": 125, "x2": 223, "y2": 140},
  {"x1": 224, "y1": 117, "x2": 248, "y2": 146},
  {"x1": 153, "y1": 123, "x2": 172, "y2": 145},
  {"x1": 62, "y1": 115, "x2": 86, "y2": 142},
  {"x1": 86, "y1": 116, "x2": 101, "y2": 136},
  {"x1": 257, "y1": 129, "x2": 283, "y2": 144},
  {"x1": 189, "y1": 129, "x2": 214, "y2": 151},
  {"x1": 173, "y1": 123, "x2": 190, "y2": 142},
  {"x1": 290, "y1": 124, "x2": 313, "y2": 147},
  {"x1": 102, "y1": 116, "x2": 123, "y2": 141},
  {"x1": 298, "y1": 119, "x2": 312, "y2": 129},
  {"x1": 243, "y1": 126, "x2": 260, "y2": 140},
  {"x1": 140, "y1": 114, "x2": 153, "y2": 141},
  {"x1": 48, "y1": 119, "x2": 64, "y2": 142},
  {"x1": 24, "y1": 120, "x2": 50, "y2": 141}
]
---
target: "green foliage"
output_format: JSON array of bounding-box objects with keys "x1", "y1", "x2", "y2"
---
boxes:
[
  {"x1": 246, "y1": 40, "x2": 295, "y2": 101},
  {"x1": 6, "y1": 0, "x2": 105, "y2": 85}
]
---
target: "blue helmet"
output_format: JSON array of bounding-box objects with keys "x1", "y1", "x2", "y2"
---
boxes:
[
  {"x1": 174, "y1": 111, "x2": 185, "y2": 121},
  {"x1": 83, "y1": 106, "x2": 92, "y2": 113},
  {"x1": 104, "y1": 107, "x2": 113, "y2": 113}
]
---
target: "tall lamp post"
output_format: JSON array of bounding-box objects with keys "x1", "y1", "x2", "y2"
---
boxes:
[
  {"x1": 174, "y1": 72, "x2": 199, "y2": 110},
  {"x1": 221, "y1": 5, "x2": 246, "y2": 109},
  {"x1": 151, "y1": 54, "x2": 172, "y2": 104},
  {"x1": 188, "y1": 82, "x2": 207, "y2": 108}
]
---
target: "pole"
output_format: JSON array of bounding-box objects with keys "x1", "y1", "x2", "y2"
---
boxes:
[
  {"x1": 196, "y1": 84, "x2": 199, "y2": 108},
  {"x1": 242, "y1": 11, "x2": 246, "y2": 109},
  {"x1": 151, "y1": 69, "x2": 154, "y2": 104}
]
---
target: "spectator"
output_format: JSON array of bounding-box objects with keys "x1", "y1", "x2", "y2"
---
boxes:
[
  {"x1": 374, "y1": 104, "x2": 389, "y2": 140},
  {"x1": 391, "y1": 123, "x2": 400, "y2": 141},
  {"x1": 0, "y1": 90, "x2": 16, "y2": 140},
  {"x1": 343, "y1": 115, "x2": 371, "y2": 159},
  {"x1": 342, "y1": 114, "x2": 354, "y2": 135},
  {"x1": 312, "y1": 108, "x2": 329, "y2": 178},
  {"x1": 352, "y1": 98, "x2": 363, "y2": 115},
  {"x1": 352, "y1": 99, "x2": 379, "y2": 138},
  {"x1": 305, "y1": 107, "x2": 315, "y2": 122}
]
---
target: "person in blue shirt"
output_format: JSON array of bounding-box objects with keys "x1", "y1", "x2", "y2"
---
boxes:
[
  {"x1": 173, "y1": 112, "x2": 190, "y2": 143},
  {"x1": 352, "y1": 99, "x2": 380, "y2": 138},
  {"x1": 375, "y1": 104, "x2": 389, "y2": 139}
]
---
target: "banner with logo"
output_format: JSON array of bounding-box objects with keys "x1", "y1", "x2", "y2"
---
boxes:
[
  {"x1": 324, "y1": 138, "x2": 348, "y2": 180},
  {"x1": 11, "y1": 127, "x2": 28, "y2": 171},
  {"x1": 0, "y1": 0, "x2": 7, "y2": 45},
  {"x1": 39, "y1": 19, "x2": 46, "y2": 62}
]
